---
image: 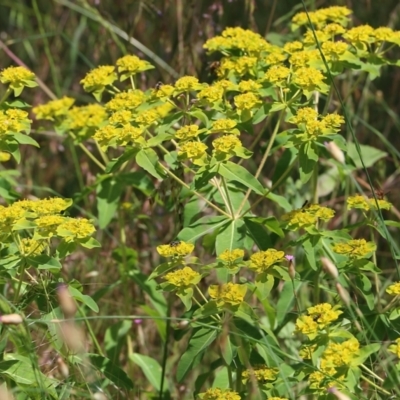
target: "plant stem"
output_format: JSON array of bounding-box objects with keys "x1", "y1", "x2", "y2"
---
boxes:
[
  {"x1": 236, "y1": 110, "x2": 286, "y2": 217},
  {"x1": 159, "y1": 164, "x2": 231, "y2": 218}
]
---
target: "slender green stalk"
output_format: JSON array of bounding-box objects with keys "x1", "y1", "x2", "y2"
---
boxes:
[{"x1": 160, "y1": 163, "x2": 231, "y2": 218}]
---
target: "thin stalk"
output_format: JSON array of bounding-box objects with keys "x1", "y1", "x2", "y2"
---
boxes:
[
  {"x1": 239, "y1": 155, "x2": 298, "y2": 219},
  {"x1": 0, "y1": 87, "x2": 12, "y2": 105},
  {"x1": 236, "y1": 110, "x2": 286, "y2": 217},
  {"x1": 159, "y1": 164, "x2": 231, "y2": 218}
]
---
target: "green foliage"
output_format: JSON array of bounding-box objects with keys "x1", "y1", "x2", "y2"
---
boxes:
[{"x1": 0, "y1": 2, "x2": 400, "y2": 399}]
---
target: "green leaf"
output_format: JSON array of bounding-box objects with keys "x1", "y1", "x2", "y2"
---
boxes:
[
  {"x1": 130, "y1": 353, "x2": 164, "y2": 391},
  {"x1": 347, "y1": 143, "x2": 387, "y2": 170},
  {"x1": 266, "y1": 192, "x2": 292, "y2": 212},
  {"x1": 215, "y1": 219, "x2": 245, "y2": 255},
  {"x1": 218, "y1": 161, "x2": 265, "y2": 195},
  {"x1": 68, "y1": 286, "x2": 99, "y2": 313},
  {"x1": 276, "y1": 280, "x2": 301, "y2": 325},
  {"x1": 12, "y1": 132, "x2": 39, "y2": 147},
  {"x1": 178, "y1": 215, "x2": 227, "y2": 243},
  {"x1": 89, "y1": 354, "x2": 134, "y2": 391},
  {"x1": 351, "y1": 343, "x2": 381, "y2": 366},
  {"x1": 96, "y1": 177, "x2": 124, "y2": 229},
  {"x1": 299, "y1": 142, "x2": 318, "y2": 184},
  {"x1": 26, "y1": 255, "x2": 62, "y2": 273},
  {"x1": 105, "y1": 321, "x2": 132, "y2": 363},
  {"x1": 176, "y1": 328, "x2": 217, "y2": 382},
  {"x1": 105, "y1": 148, "x2": 139, "y2": 173},
  {"x1": 244, "y1": 217, "x2": 271, "y2": 250},
  {"x1": 136, "y1": 148, "x2": 165, "y2": 180}
]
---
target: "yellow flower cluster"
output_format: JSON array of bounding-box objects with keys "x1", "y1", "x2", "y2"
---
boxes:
[
  {"x1": 219, "y1": 249, "x2": 244, "y2": 263},
  {"x1": 263, "y1": 65, "x2": 291, "y2": 85},
  {"x1": 208, "y1": 282, "x2": 247, "y2": 306},
  {"x1": 199, "y1": 387, "x2": 241, "y2": 400},
  {"x1": 211, "y1": 119, "x2": 238, "y2": 134},
  {"x1": 242, "y1": 365, "x2": 279, "y2": 383},
  {"x1": 295, "y1": 303, "x2": 342, "y2": 339},
  {"x1": 80, "y1": 65, "x2": 117, "y2": 93},
  {"x1": 347, "y1": 194, "x2": 392, "y2": 211},
  {"x1": 33, "y1": 97, "x2": 75, "y2": 121},
  {"x1": 203, "y1": 27, "x2": 270, "y2": 56},
  {"x1": 116, "y1": 55, "x2": 154, "y2": 80},
  {"x1": 197, "y1": 85, "x2": 224, "y2": 104},
  {"x1": 386, "y1": 282, "x2": 400, "y2": 296},
  {"x1": 0, "y1": 198, "x2": 96, "y2": 246},
  {"x1": 0, "y1": 66, "x2": 37, "y2": 95},
  {"x1": 178, "y1": 141, "x2": 208, "y2": 164},
  {"x1": 249, "y1": 249, "x2": 285, "y2": 273},
  {"x1": 212, "y1": 135, "x2": 242, "y2": 156},
  {"x1": 282, "y1": 204, "x2": 335, "y2": 230},
  {"x1": 20, "y1": 238, "x2": 46, "y2": 256},
  {"x1": 66, "y1": 104, "x2": 108, "y2": 139},
  {"x1": 291, "y1": 6, "x2": 352, "y2": 29},
  {"x1": 157, "y1": 241, "x2": 194, "y2": 257},
  {"x1": 174, "y1": 76, "x2": 204, "y2": 92},
  {"x1": 105, "y1": 90, "x2": 145, "y2": 112},
  {"x1": 175, "y1": 125, "x2": 200, "y2": 141},
  {"x1": 0, "y1": 109, "x2": 31, "y2": 136},
  {"x1": 332, "y1": 238, "x2": 376, "y2": 259},
  {"x1": 164, "y1": 266, "x2": 201, "y2": 289},
  {"x1": 389, "y1": 338, "x2": 400, "y2": 358}
]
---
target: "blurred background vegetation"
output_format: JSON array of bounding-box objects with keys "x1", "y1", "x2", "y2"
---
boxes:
[{"x1": 0, "y1": 1, "x2": 399, "y2": 396}]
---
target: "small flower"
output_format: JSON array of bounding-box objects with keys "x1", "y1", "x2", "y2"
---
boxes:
[
  {"x1": 249, "y1": 249, "x2": 285, "y2": 273},
  {"x1": 116, "y1": 55, "x2": 154, "y2": 80},
  {"x1": 210, "y1": 119, "x2": 238, "y2": 134},
  {"x1": 178, "y1": 141, "x2": 208, "y2": 163},
  {"x1": 282, "y1": 204, "x2": 335, "y2": 230},
  {"x1": 212, "y1": 135, "x2": 242, "y2": 155},
  {"x1": 323, "y1": 23, "x2": 346, "y2": 36},
  {"x1": 295, "y1": 315, "x2": 318, "y2": 337},
  {"x1": 321, "y1": 41, "x2": 349, "y2": 61},
  {"x1": 105, "y1": 90, "x2": 145, "y2": 111},
  {"x1": 343, "y1": 25, "x2": 375, "y2": 45},
  {"x1": 291, "y1": 107, "x2": 318, "y2": 125},
  {"x1": 20, "y1": 238, "x2": 46, "y2": 256},
  {"x1": 197, "y1": 85, "x2": 224, "y2": 104},
  {"x1": 0, "y1": 66, "x2": 37, "y2": 96},
  {"x1": 283, "y1": 41, "x2": 304, "y2": 54},
  {"x1": 164, "y1": 267, "x2": 201, "y2": 289},
  {"x1": 94, "y1": 125, "x2": 120, "y2": 150},
  {"x1": 332, "y1": 239, "x2": 376, "y2": 259},
  {"x1": 307, "y1": 303, "x2": 342, "y2": 328},
  {"x1": 57, "y1": 218, "x2": 96, "y2": 242},
  {"x1": 157, "y1": 241, "x2": 195, "y2": 257},
  {"x1": 292, "y1": 67, "x2": 326, "y2": 93},
  {"x1": 208, "y1": 282, "x2": 247, "y2": 307},
  {"x1": 242, "y1": 365, "x2": 279, "y2": 383},
  {"x1": 174, "y1": 76, "x2": 204, "y2": 92},
  {"x1": 66, "y1": 104, "x2": 108, "y2": 138},
  {"x1": 263, "y1": 65, "x2": 291, "y2": 85},
  {"x1": 386, "y1": 282, "x2": 400, "y2": 296},
  {"x1": 152, "y1": 84, "x2": 175, "y2": 99},
  {"x1": 388, "y1": 338, "x2": 400, "y2": 358},
  {"x1": 234, "y1": 92, "x2": 261, "y2": 111},
  {"x1": 175, "y1": 125, "x2": 200, "y2": 141},
  {"x1": 238, "y1": 80, "x2": 261, "y2": 92},
  {"x1": 0, "y1": 152, "x2": 11, "y2": 162},
  {"x1": 33, "y1": 97, "x2": 75, "y2": 121},
  {"x1": 135, "y1": 108, "x2": 159, "y2": 127},
  {"x1": 219, "y1": 249, "x2": 244, "y2": 263},
  {"x1": 109, "y1": 110, "x2": 133, "y2": 125},
  {"x1": 118, "y1": 124, "x2": 144, "y2": 146},
  {"x1": 80, "y1": 65, "x2": 117, "y2": 100},
  {"x1": 299, "y1": 344, "x2": 317, "y2": 359},
  {"x1": 199, "y1": 387, "x2": 241, "y2": 400}
]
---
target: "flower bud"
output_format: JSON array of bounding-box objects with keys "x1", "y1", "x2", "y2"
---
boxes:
[
  {"x1": 325, "y1": 141, "x2": 345, "y2": 164},
  {"x1": 336, "y1": 283, "x2": 350, "y2": 306},
  {"x1": 327, "y1": 387, "x2": 351, "y2": 400},
  {"x1": 57, "y1": 284, "x2": 77, "y2": 318},
  {"x1": 0, "y1": 314, "x2": 23, "y2": 325},
  {"x1": 321, "y1": 257, "x2": 339, "y2": 279}
]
